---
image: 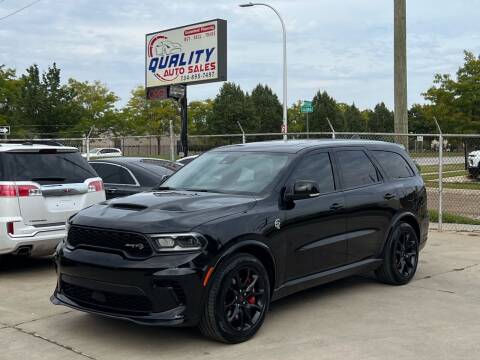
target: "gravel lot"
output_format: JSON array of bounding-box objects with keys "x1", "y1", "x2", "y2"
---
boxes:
[{"x1": 1, "y1": 230, "x2": 479, "y2": 360}]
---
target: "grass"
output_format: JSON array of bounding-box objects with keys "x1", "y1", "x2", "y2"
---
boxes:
[
  {"x1": 411, "y1": 152, "x2": 464, "y2": 158},
  {"x1": 425, "y1": 180, "x2": 480, "y2": 191},
  {"x1": 428, "y1": 209, "x2": 480, "y2": 225},
  {"x1": 422, "y1": 170, "x2": 468, "y2": 181},
  {"x1": 419, "y1": 163, "x2": 466, "y2": 174}
]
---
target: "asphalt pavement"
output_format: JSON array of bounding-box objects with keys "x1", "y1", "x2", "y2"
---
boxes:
[{"x1": 1, "y1": 230, "x2": 479, "y2": 360}]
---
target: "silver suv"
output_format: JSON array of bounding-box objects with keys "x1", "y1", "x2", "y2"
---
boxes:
[{"x1": 0, "y1": 143, "x2": 105, "y2": 261}]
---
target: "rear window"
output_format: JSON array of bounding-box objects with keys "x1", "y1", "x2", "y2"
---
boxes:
[
  {"x1": 2, "y1": 150, "x2": 97, "y2": 184},
  {"x1": 373, "y1": 150, "x2": 415, "y2": 179}
]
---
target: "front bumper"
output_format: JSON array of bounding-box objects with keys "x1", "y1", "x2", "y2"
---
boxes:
[{"x1": 51, "y1": 247, "x2": 207, "y2": 327}]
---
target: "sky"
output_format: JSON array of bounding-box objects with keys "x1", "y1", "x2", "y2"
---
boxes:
[{"x1": 1, "y1": 0, "x2": 480, "y2": 110}]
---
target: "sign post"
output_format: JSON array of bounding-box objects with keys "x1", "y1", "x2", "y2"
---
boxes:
[
  {"x1": 300, "y1": 101, "x2": 313, "y2": 139},
  {"x1": 145, "y1": 19, "x2": 227, "y2": 156}
]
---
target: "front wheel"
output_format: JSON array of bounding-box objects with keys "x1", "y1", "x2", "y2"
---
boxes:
[
  {"x1": 376, "y1": 222, "x2": 419, "y2": 285},
  {"x1": 199, "y1": 253, "x2": 270, "y2": 343}
]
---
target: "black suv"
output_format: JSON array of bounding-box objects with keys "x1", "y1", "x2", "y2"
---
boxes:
[{"x1": 51, "y1": 140, "x2": 428, "y2": 343}]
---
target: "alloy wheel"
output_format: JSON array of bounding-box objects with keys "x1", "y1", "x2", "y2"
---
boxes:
[
  {"x1": 221, "y1": 266, "x2": 267, "y2": 332},
  {"x1": 394, "y1": 230, "x2": 418, "y2": 278}
]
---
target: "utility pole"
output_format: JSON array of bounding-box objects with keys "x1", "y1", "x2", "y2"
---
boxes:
[{"x1": 394, "y1": 0, "x2": 408, "y2": 147}]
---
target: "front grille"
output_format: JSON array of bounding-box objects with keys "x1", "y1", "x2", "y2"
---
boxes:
[
  {"x1": 67, "y1": 226, "x2": 153, "y2": 258},
  {"x1": 61, "y1": 280, "x2": 152, "y2": 313}
]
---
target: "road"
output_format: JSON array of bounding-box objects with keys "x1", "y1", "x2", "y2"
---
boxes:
[{"x1": 1, "y1": 231, "x2": 479, "y2": 360}]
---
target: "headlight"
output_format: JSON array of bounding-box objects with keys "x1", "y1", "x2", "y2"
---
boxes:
[{"x1": 149, "y1": 233, "x2": 206, "y2": 252}]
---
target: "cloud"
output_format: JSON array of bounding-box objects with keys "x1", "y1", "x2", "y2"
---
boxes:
[{"x1": 0, "y1": 0, "x2": 479, "y2": 109}]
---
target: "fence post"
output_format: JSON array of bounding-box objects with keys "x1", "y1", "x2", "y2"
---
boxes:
[
  {"x1": 169, "y1": 119, "x2": 175, "y2": 162},
  {"x1": 237, "y1": 121, "x2": 246, "y2": 144},
  {"x1": 85, "y1": 126, "x2": 94, "y2": 161},
  {"x1": 434, "y1": 117, "x2": 443, "y2": 231},
  {"x1": 327, "y1": 118, "x2": 336, "y2": 139}
]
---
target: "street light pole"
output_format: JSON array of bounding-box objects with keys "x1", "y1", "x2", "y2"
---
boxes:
[{"x1": 239, "y1": 2, "x2": 288, "y2": 140}]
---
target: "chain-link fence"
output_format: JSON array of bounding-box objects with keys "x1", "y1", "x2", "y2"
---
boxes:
[{"x1": 4, "y1": 131, "x2": 480, "y2": 232}]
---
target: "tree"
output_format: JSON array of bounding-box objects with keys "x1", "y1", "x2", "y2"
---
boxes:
[
  {"x1": 188, "y1": 100, "x2": 213, "y2": 135},
  {"x1": 67, "y1": 79, "x2": 120, "y2": 136},
  {"x1": 409, "y1": 104, "x2": 435, "y2": 133},
  {"x1": 123, "y1": 86, "x2": 179, "y2": 136},
  {"x1": 367, "y1": 102, "x2": 394, "y2": 132},
  {"x1": 250, "y1": 84, "x2": 282, "y2": 133},
  {"x1": 423, "y1": 50, "x2": 480, "y2": 133},
  {"x1": 310, "y1": 91, "x2": 340, "y2": 132},
  {"x1": 343, "y1": 103, "x2": 364, "y2": 132},
  {"x1": 16, "y1": 63, "x2": 81, "y2": 137},
  {"x1": 0, "y1": 66, "x2": 20, "y2": 132},
  {"x1": 206, "y1": 82, "x2": 253, "y2": 134}
]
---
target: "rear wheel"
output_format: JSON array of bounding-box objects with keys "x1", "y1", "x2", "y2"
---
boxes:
[
  {"x1": 376, "y1": 222, "x2": 419, "y2": 285},
  {"x1": 199, "y1": 253, "x2": 270, "y2": 343}
]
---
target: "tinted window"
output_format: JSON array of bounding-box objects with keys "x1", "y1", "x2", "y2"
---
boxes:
[
  {"x1": 90, "y1": 163, "x2": 136, "y2": 185},
  {"x1": 4, "y1": 151, "x2": 97, "y2": 184},
  {"x1": 337, "y1": 150, "x2": 380, "y2": 189},
  {"x1": 373, "y1": 150, "x2": 414, "y2": 179},
  {"x1": 292, "y1": 152, "x2": 335, "y2": 193}
]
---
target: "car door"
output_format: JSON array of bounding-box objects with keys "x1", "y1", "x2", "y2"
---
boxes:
[
  {"x1": 282, "y1": 151, "x2": 348, "y2": 281},
  {"x1": 90, "y1": 162, "x2": 140, "y2": 199},
  {"x1": 334, "y1": 148, "x2": 397, "y2": 263}
]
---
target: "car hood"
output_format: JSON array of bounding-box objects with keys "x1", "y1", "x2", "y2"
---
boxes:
[
  {"x1": 71, "y1": 190, "x2": 257, "y2": 233},
  {"x1": 469, "y1": 150, "x2": 480, "y2": 156}
]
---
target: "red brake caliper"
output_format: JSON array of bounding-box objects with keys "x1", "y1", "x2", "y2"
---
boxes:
[{"x1": 247, "y1": 296, "x2": 256, "y2": 304}]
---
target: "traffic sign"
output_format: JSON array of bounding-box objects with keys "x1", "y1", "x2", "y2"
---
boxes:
[
  {"x1": 301, "y1": 101, "x2": 313, "y2": 113},
  {"x1": 0, "y1": 126, "x2": 10, "y2": 135}
]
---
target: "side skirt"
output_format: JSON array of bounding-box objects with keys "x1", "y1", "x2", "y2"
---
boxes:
[{"x1": 271, "y1": 258, "x2": 383, "y2": 301}]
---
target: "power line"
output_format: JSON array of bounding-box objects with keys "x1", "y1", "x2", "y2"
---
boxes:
[{"x1": 0, "y1": 0, "x2": 41, "y2": 22}]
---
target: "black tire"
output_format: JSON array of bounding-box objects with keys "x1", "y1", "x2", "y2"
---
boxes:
[
  {"x1": 199, "y1": 253, "x2": 270, "y2": 343},
  {"x1": 376, "y1": 222, "x2": 419, "y2": 285}
]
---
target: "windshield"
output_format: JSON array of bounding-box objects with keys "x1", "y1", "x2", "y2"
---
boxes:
[
  {"x1": 162, "y1": 151, "x2": 291, "y2": 195},
  {"x1": 89, "y1": 148, "x2": 99, "y2": 153}
]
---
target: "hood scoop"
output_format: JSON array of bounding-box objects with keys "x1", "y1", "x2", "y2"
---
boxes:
[{"x1": 110, "y1": 203, "x2": 148, "y2": 211}]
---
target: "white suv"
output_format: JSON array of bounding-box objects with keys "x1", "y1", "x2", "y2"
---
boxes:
[
  {"x1": 0, "y1": 143, "x2": 105, "y2": 261},
  {"x1": 468, "y1": 150, "x2": 480, "y2": 177},
  {"x1": 82, "y1": 148, "x2": 123, "y2": 159}
]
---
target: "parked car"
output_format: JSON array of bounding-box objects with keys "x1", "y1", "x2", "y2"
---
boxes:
[
  {"x1": 0, "y1": 143, "x2": 105, "y2": 263},
  {"x1": 89, "y1": 157, "x2": 182, "y2": 199},
  {"x1": 82, "y1": 148, "x2": 122, "y2": 159},
  {"x1": 467, "y1": 150, "x2": 480, "y2": 177},
  {"x1": 176, "y1": 155, "x2": 198, "y2": 166},
  {"x1": 52, "y1": 140, "x2": 428, "y2": 343}
]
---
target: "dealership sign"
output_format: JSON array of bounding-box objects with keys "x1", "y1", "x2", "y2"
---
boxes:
[{"x1": 145, "y1": 19, "x2": 227, "y2": 90}]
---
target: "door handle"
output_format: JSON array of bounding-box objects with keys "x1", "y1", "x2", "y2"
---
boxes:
[
  {"x1": 106, "y1": 188, "x2": 117, "y2": 193},
  {"x1": 384, "y1": 193, "x2": 396, "y2": 200},
  {"x1": 330, "y1": 203, "x2": 343, "y2": 211}
]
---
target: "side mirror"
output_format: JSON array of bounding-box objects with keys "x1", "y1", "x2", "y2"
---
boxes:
[{"x1": 284, "y1": 180, "x2": 321, "y2": 201}]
